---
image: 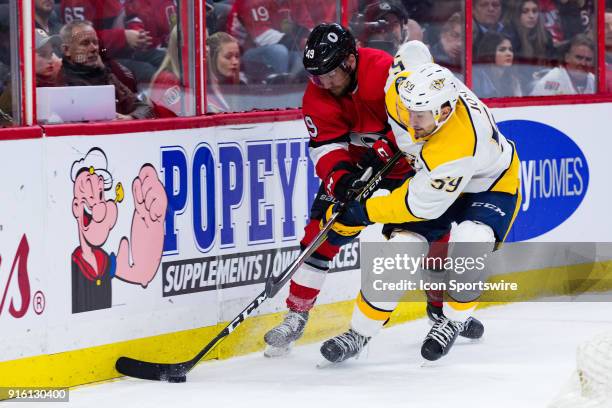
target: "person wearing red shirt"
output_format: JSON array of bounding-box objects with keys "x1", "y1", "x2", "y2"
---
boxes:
[
  {"x1": 125, "y1": 0, "x2": 177, "y2": 49},
  {"x1": 150, "y1": 27, "x2": 183, "y2": 118},
  {"x1": 227, "y1": 0, "x2": 319, "y2": 77},
  {"x1": 60, "y1": 0, "x2": 163, "y2": 84},
  {"x1": 60, "y1": 0, "x2": 150, "y2": 56}
]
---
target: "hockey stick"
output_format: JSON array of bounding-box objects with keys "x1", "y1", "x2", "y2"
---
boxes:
[
  {"x1": 264, "y1": 149, "x2": 406, "y2": 298},
  {"x1": 115, "y1": 149, "x2": 405, "y2": 382}
]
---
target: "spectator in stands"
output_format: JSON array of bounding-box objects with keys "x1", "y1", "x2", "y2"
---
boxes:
[
  {"x1": 400, "y1": 0, "x2": 434, "y2": 25},
  {"x1": 539, "y1": 0, "x2": 564, "y2": 47},
  {"x1": 430, "y1": 12, "x2": 463, "y2": 80},
  {"x1": 206, "y1": 31, "x2": 245, "y2": 113},
  {"x1": 125, "y1": 0, "x2": 176, "y2": 49},
  {"x1": 287, "y1": 0, "x2": 338, "y2": 32},
  {"x1": 61, "y1": 0, "x2": 151, "y2": 56},
  {"x1": 530, "y1": 33, "x2": 595, "y2": 95},
  {"x1": 57, "y1": 20, "x2": 154, "y2": 120},
  {"x1": 407, "y1": 0, "x2": 459, "y2": 45},
  {"x1": 123, "y1": 0, "x2": 176, "y2": 76},
  {"x1": 472, "y1": 0, "x2": 514, "y2": 50},
  {"x1": 35, "y1": 0, "x2": 62, "y2": 35},
  {"x1": 226, "y1": 0, "x2": 307, "y2": 78},
  {"x1": 60, "y1": 0, "x2": 158, "y2": 84},
  {"x1": 473, "y1": 31, "x2": 522, "y2": 97},
  {"x1": 150, "y1": 27, "x2": 186, "y2": 118},
  {"x1": 35, "y1": 28, "x2": 62, "y2": 87},
  {"x1": 0, "y1": 28, "x2": 62, "y2": 125},
  {"x1": 507, "y1": 0, "x2": 555, "y2": 63},
  {"x1": 355, "y1": 1, "x2": 410, "y2": 55},
  {"x1": 557, "y1": 0, "x2": 594, "y2": 41},
  {"x1": 506, "y1": 0, "x2": 555, "y2": 93}
]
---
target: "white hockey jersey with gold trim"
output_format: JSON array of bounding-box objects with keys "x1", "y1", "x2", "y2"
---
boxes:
[{"x1": 368, "y1": 71, "x2": 520, "y2": 223}]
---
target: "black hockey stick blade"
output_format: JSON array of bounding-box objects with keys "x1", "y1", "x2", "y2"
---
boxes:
[
  {"x1": 115, "y1": 357, "x2": 190, "y2": 383},
  {"x1": 116, "y1": 290, "x2": 267, "y2": 382}
]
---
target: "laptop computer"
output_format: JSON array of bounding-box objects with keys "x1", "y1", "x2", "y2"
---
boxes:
[{"x1": 36, "y1": 85, "x2": 116, "y2": 124}]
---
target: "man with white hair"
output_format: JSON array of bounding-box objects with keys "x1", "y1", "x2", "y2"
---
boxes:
[{"x1": 57, "y1": 20, "x2": 154, "y2": 120}]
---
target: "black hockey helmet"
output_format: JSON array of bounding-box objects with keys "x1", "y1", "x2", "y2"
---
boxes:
[{"x1": 303, "y1": 23, "x2": 357, "y2": 77}]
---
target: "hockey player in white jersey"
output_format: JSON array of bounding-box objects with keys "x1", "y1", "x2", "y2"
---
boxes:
[{"x1": 318, "y1": 62, "x2": 521, "y2": 363}]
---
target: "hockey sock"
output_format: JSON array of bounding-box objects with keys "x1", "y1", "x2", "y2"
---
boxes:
[
  {"x1": 351, "y1": 291, "x2": 397, "y2": 338},
  {"x1": 443, "y1": 299, "x2": 479, "y2": 323},
  {"x1": 287, "y1": 262, "x2": 328, "y2": 312}
]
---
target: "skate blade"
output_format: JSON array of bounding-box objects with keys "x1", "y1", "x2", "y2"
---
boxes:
[
  {"x1": 264, "y1": 344, "x2": 292, "y2": 358},
  {"x1": 420, "y1": 360, "x2": 439, "y2": 368},
  {"x1": 316, "y1": 359, "x2": 335, "y2": 369}
]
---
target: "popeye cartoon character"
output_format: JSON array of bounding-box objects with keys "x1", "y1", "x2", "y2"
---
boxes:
[{"x1": 70, "y1": 148, "x2": 168, "y2": 313}]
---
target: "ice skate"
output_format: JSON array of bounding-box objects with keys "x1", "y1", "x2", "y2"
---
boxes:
[
  {"x1": 264, "y1": 310, "x2": 308, "y2": 357},
  {"x1": 426, "y1": 302, "x2": 484, "y2": 340},
  {"x1": 421, "y1": 316, "x2": 464, "y2": 361},
  {"x1": 320, "y1": 329, "x2": 370, "y2": 364}
]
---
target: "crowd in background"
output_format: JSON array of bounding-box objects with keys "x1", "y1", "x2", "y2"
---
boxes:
[{"x1": 0, "y1": 0, "x2": 609, "y2": 126}]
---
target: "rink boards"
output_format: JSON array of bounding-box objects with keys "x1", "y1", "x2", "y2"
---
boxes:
[{"x1": 0, "y1": 103, "x2": 611, "y2": 388}]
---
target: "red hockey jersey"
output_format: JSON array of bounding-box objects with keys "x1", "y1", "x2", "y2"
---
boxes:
[
  {"x1": 61, "y1": 0, "x2": 130, "y2": 54},
  {"x1": 150, "y1": 71, "x2": 182, "y2": 118},
  {"x1": 125, "y1": 0, "x2": 176, "y2": 48},
  {"x1": 227, "y1": 0, "x2": 287, "y2": 47},
  {"x1": 303, "y1": 47, "x2": 409, "y2": 182}
]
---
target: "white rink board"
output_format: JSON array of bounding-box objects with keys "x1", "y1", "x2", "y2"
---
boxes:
[
  {"x1": 0, "y1": 139, "x2": 47, "y2": 360},
  {"x1": 0, "y1": 102, "x2": 610, "y2": 362},
  {"x1": 491, "y1": 103, "x2": 609, "y2": 242}
]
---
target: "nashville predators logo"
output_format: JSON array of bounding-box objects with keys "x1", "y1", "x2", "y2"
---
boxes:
[{"x1": 430, "y1": 78, "x2": 445, "y2": 90}]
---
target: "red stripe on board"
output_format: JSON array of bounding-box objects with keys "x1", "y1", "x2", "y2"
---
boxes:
[{"x1": 0, "y1": 126, "x2": 42, "y2": 141}]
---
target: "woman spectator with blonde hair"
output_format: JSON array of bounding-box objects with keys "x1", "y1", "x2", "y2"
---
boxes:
[
  {"x1": 206, "y1": 31, "x2": 245, "y2": 113},
  {"x1": 150, "y1": 26, "x2": 187, "y2": 117}
]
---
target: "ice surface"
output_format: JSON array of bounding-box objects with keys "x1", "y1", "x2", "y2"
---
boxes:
[{"x1": 23, "y1": 299, "x2": 612, "y2": 408}]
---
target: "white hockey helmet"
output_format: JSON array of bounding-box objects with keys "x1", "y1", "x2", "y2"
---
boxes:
[{"x1": 398, "y1": 63, "x2": 459, "y2": 131}]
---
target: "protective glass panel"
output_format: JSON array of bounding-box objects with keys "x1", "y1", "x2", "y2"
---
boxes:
[
  {"x1": 472, "y1": 0, "x2": 596, "y2": 98},
  {"x1": 0, "y1": 0, "x2": 23, "y2": 126},
  {"x1": 349, "y1": 0, "x2": 466, "y2": 81},
  {"x1": 34, "y1": 0, "x2": 195, "y2": 123},
  {"x1": 206, "y1": 0, "x2": 340, "y2": 112}
]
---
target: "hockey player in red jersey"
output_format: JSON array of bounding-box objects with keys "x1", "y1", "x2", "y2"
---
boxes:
[{"x1": 263, "y1": 23, "x2": 420, "y2": 357}]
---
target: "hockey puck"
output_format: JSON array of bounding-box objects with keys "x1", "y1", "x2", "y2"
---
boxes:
[{"x1": 167, "y1": 375, "x2": 187, "y2": 383}]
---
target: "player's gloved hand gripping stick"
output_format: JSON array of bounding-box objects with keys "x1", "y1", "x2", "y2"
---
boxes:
[{"x1": 115, "y1": 150, "x2": 406, "y2": 383}]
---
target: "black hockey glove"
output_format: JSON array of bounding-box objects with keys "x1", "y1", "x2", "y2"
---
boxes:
[{"x1": 324, "y1": 169, "x2": 367, "y2": 203}]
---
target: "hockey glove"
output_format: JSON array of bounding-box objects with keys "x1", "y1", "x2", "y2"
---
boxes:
[
  {"x1": 325, "y1": 169, "x2": 367, "y2": 203},
  {"x1": 357, "y1": 138, "x2": 397, "y2": 174},
  {"x1": 322, "y1": 201, "x2": 373, "y2": 246}
]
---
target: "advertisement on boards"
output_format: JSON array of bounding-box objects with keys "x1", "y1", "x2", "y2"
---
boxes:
[{"x1": 0, "y1": 140, "x2": 47, "y2": 362}]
